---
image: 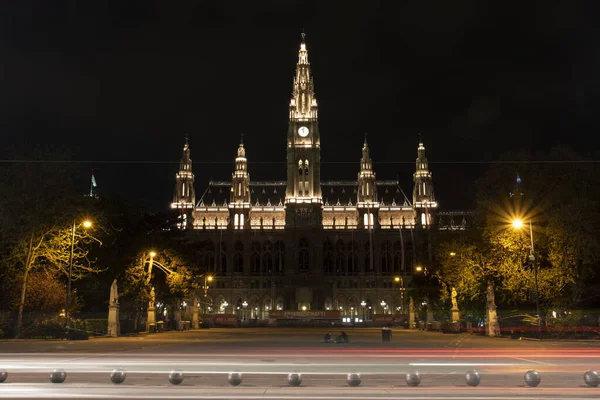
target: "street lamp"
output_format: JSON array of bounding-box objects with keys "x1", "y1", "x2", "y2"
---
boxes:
[
  {"x1": 512, "y1": 218, "x2": 542, "y2": 340},
  {"x1": 380, "y1": 300, "x2": 387, "y2": 314},
  {"x1": 395, "y1": 276, "x2": 406, "y2": 312},
  {"x1": 242, "y1": 300, "x2": 248, "y2": 320},
  {"x1": 360, "y1": 300, "x2": 366, "y2": 320},
  {"x1": 65, "y1": 219, "x2": 92, "y2": 334},
  {"x1": 203, "y1": 275, "x2": 213, "y2": 313}
]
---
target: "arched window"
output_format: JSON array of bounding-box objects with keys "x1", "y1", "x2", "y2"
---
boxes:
[
  {"x1": 220, "y1": 253, "x2": 227, "y2": 273},
  {"x1": 274, "y1": 241, "x2": 285, "y2": 274},
  {"x1": 363, "y1": 213, "x2": 368, "y2": 228},
  {"x1": 365, "y1": 251, "x2": 373, "y2": 272},
  {"x1": 262, "y1": 253, "x2": 273, "y2": 275},
  {"x1": 251, "y1": 253, "x2": 260, "y2": 274},
  {"x1": 240, "y1": 213, "x2": 244, "y2": 229},
  {"x1": 234, "y1": 254, "x2": 243, "y2": 273},
  {"x1": 348, "y1": 252, "x2": 358, "y2": 275},
  {"x1": 298, "y1": 238, "x2": 310, "y2": 271},
  {"x1": 335, "y1": 253, "x2": 345, "y2": 275},
  {"x1": 234, "y1": 214, "x2": 239, "y2": 229},
  {"x1": 204, "y1": 253, "x2": 215, "y2": 273}
]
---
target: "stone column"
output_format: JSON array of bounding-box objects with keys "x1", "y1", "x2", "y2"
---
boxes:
[
  {"x1": 486, "y1": 281, "x2": 499, "y2": 336},
  {"x1": 192, "y1": 298, "x2": 199, "y2": 329},
  {"x1": 426, "y1": 297, "x2": 434, "y2": 325},
  {"x1": 108, "y1": 304, "x2": 120, "y2": 337},
  {"x1": 146, "y1": 304, "x2": 156, "y2": 332}
]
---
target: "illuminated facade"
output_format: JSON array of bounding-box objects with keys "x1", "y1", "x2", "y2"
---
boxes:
[{"x1": 170, "y1": 34, "x2": 469, "y2": 321}]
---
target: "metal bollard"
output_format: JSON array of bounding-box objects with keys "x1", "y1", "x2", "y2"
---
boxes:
[
  {"x1": 169, "y1": 369, "x2": 184, "y2": 385},
  {"x1": 0, "y1": 369, "x2": 7, "y2": 383},
  {"x1": 49, "y1": 369, "x2": 67, "y2": 384},
  {"x1": 406, "y1": 371, "x2": 421, "y2": 387},
  {"x1": 228, "y1": 372, "x2": 243, "y2": 386},
  {"x1": 287, "y1": 373, "x2": 302, "y2": 387},
  {"x1": 110, "y1": 368, "x2": 126, "y2": 384},
  {"x1": 346, "y1": 373, "x2": 361, "y2": 387},
  {"x1": 465, "y1": 370, "x2": 481, "y2": 387},
  {"x1": 584, "y1": 370, "x2": 599, "y2": 387},
  {"x1": 524, "y1": 370, "x2": 541, "y2": 387}
]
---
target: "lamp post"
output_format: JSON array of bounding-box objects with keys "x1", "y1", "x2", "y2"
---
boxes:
[
  {"x1": 65, "y1": 219, "x2": 92, "y2": 334},
  {"x1": 394, "y1": 276, "x2": 405, "y2": 312},
  {"x1": 360, "y1": 300, "x2": 366, "y2": 321},
  {"x1": 380, "y1": 300, "x2": 387, "y2": 314},
  {"x1": 512, "y1": 218, "x2": 542, "y2": 340},
  {"x1": 242, "y1": 300, "x2": 248, "y2": 321},
  {"x1": 203, "y1": 275, "x2": 213, "y2": 314}
]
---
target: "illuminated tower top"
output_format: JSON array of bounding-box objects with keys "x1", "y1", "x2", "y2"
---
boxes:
[{"x1": 289, "y1": 32, "x2": 318, "y2": 122}]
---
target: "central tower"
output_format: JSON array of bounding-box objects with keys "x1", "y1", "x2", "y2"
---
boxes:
[{"x1": 285, "y1": 32, "x2": 322, "y2": 227}]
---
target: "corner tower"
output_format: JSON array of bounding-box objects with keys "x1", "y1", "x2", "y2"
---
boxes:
[
  {"x1": 357, "y1": 136, "x2": 378, "y2": 229},
  {"x1": 285, "y1": 32, "x2": 322, "y2": 227},
  {"x1": 171, "y1": 138, "x2": 195, "y2": 228},
  {"x1": 412, "y1": 139, "x2": 437, "y2": 227},
  {"x1": 229, "y1": 136, "x2": 250, "y2": 230}
]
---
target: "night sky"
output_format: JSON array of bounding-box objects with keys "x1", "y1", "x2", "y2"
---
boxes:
[{"x1": 2, "y1": 1, "x2": 599, "y2": 211}]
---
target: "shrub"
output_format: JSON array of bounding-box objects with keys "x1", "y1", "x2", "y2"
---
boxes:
[{"x1": 21, "y1": 319, "x2": 64, "y2": 339}]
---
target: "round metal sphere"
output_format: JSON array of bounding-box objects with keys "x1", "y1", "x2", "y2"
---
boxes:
[
  {"x1": 228, "y1": 372, "x2": 243, "y2": 386},
  {"x1": 110, "y1": 368, "x2": 126, "y2": 384},
  {"x1": 346, "y1": 373, "x2": 361, "y2": 387},
  {"x1": 0, "y1": 369, "x2": 7, "y2": 383},
  {"x1": 465, "y1": 370, "x2": 481, "y2": 387},
  {"x1": 584, "y1": 370, "x2": 600, "y2": 387},
  {"x1": 406, "y1": 371, "x2": 421, "y2": 387},
  {"x1": 287, "y1": 373, "x2": 302, "y2": 387},
  {"x1": 524, "y1": 370, "x2": 541, "y2": 387},
  {"x1": 49, "y1": 369, "x2": 67, "y2": 384},
  {"x1": 169, "y1": 369, "x2": 184, "y2": 385}
]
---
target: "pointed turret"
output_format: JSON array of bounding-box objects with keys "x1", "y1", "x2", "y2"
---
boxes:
[
  {"x1": 357, "y1": 134, "x2": 376, "y2": 204},
  {"x1": 412, "y1": 137, "x2": 437, "y2": 227},
  {"x1": 171, "y1": 137, "x2": 196, "y2": 228},
  {"x1": 230, "y1": 135, "x2": 250, "y2": 229},
  {"x1": 289, "y1": 32, "x2": 318, "y2": 122}
]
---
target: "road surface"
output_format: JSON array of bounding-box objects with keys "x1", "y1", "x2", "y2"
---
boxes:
[{"x1": 0, "y1": 328, "x2": 599, "y2": 399}]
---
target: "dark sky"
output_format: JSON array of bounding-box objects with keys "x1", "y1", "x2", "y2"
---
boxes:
[{"x1": 2, "y1": 1, "x2": 599, "y2": 211}]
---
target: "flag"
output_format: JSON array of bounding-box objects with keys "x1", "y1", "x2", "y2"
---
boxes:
[{"x1": 91, "y1": 174, "x2": 97, "y2": 187}]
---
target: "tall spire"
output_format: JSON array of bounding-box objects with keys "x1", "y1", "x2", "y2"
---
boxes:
[
  {"x1": 171, "y1": 138, "x2": 196, "y2": 225},
  {"x1": 289, "y1": 31, "x2": 318, "y2": 121},
  {"x1": 413, "y1": 138, "x2": 436, "y2": 227},
  {"x1": 357, "y1": 136, "x2": 376, "y2": 204}
]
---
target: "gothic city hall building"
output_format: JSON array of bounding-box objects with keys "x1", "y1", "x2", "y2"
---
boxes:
[{"x1": 170, "y1": 34, "x2": 468, "y2": 324}]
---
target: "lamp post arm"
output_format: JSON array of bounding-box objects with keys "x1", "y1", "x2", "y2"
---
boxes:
[{"x1": 529, "y1": 221, "x2": 535, "y2": 255}]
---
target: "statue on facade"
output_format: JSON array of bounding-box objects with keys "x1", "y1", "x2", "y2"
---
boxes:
[
  {"x1": 451, "y1": 287, "x2": 458, "y2": 310},
  {"x1": 486, "y1": 281, "x2": 495, "y2": 306},
  {"x1": 149, "y1": 287, "x2": 155, "y2": 309},
  {"x1": 109, "y1": 279, "x2": 119, "y2": 305}
]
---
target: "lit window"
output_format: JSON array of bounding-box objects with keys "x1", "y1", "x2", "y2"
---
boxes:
[
  {"x1": 240, "y1": 214, "x2": 244, "y2": 229},
  {"x1": 423, "y1": 182, "x2": 426, "y2": 195},
  {"x1": 363, "y1": 213, "x2": 368, "y2": 228},
  {"x1": 234, "y1": 214, "x2": 239, "y2": 229},
  {"x1": 421, "y1": 213, "x2": 426, "y2": 226},
  {"x1": 369, "y1": 213, "x2": 374, "y2": 227}
]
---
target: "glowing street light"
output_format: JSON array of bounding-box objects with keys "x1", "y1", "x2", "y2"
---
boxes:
[{"x1": 511, "y1": 218, "x2": 524, "y2": 229}]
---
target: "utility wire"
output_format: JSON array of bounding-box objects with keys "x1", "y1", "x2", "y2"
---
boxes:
[{"x1": 0, "y1": 160, "x2": 598, "y2": 164}]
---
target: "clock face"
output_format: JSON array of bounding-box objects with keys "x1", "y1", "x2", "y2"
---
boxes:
[{"x1": 298, "y1": 126, "x2": 309, "y2": 137}]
